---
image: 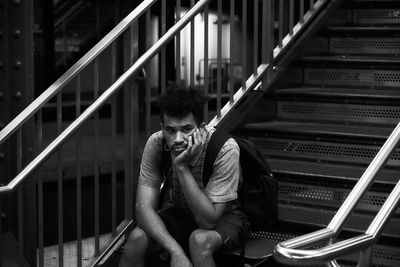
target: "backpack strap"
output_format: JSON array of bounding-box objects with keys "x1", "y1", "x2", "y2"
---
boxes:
[{"x1": 202, "y1": 129, "x2": 231, "y2": 187}]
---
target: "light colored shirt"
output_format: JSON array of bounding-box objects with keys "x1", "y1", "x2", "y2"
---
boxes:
[{"x1": 138, "y1": 125, "x2": 241, "y2": 213}]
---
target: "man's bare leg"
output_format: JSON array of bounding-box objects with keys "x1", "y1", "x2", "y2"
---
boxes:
[
  {"x1": 189, "y1": 229, "x2": 223, "y2": 267},
  {"x1": 119, "y1": 227, "x2": 150, "y2": 267}
]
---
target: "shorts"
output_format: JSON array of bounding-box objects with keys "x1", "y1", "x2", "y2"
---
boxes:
[{"x1": 157, "y1": 204, "x2": 248, "y2": 254}]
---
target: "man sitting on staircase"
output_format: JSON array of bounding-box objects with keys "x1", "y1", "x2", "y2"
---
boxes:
[{"x1": 119, "y1": 88, "x2": 248, "y2": 267}]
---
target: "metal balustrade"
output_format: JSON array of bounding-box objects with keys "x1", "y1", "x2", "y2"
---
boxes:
[
  {"x1": 0, "y1": 0, "x2": 337, "y2": 266},
  {"x1": 274, "y1": 122, "x2": 400, "y2": 266}
]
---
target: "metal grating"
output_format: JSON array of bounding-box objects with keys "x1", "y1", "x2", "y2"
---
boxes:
[
  {"x1": 278, "y1": 182, "x2": 398, "y2": 214},
  {"x1": 279, "y1": 205, "x2": 400, "y2": 237},
  {"x1": 304, "y1": 68, "x2": 400, "y2": 87},
  {"x1": 250, "y1": 137, "x2": 400, "y2": 166},
  {"x1": 269, "y1": 158, "x2": 400, "y2": 184},
  {"x1": 373, "y1": 245, "x2": 400, "y2": 265},
  {"x1": 330, "y1": 37, "x2": 400, "y2": 55},
  {"x1": 277, "y1": 101, "x2": 400, "y2": 125},
  {"x1": 354, "y1": 8, "x2": 400, "y2": 25},
  {"x1": 248, "y1": 231, "x2": 296, "y2": 241}
]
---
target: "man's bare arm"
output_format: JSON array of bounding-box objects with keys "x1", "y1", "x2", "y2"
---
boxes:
[
  {"x1": 135, "y1": 185, "x2": 186, "y2": 257},
  {"x1": 175, "y1": 166, "x2": 227, "y2": 229}
]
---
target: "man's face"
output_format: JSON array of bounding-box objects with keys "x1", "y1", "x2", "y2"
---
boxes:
[{"x1": 162, "y1": 113, "x2": 201, "y2": 156}]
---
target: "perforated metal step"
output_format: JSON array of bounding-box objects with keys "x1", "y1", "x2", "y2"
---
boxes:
[
  {"x1": 329, "y1": 37, "x2": 400, "y2": 55},
  {"x1": 302, "y1": 55, "x2": 400, "y2": 67},
  {"x1": 275, "y1": 87, "x2": 400, "y2": 101},
  {"x1": 250, "y1": 137, "x2": 400, "y2": 168},
  {"x1": 276, "y1": 101, "x2": 400, "y2": 125},
  {"x1": 269, "y1": 158, "x2": 399, "y2": 185},
  {"x1": 243, "y1": 121, "x2": 392, "y2": 140},
  {"x1": 279, "y1": 181, "x2": 399, "y2": 214},
  {"x1": 304, "y1": 68, "x2": 400, "y2": 87},
  {"x1": 353, "y1": 8, "x2": 400, "y2": 25},
  {"x1": 279, "y1": 204, "x2": 400, "y2": 238}
]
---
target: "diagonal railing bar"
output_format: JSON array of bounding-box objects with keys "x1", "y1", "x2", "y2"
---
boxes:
[
  {"x1": 0, "y1": 0, "x2": 158, "y2": 146},
  {"x1": 0, "y1": 0, "x2": 212, "y2": 194},
  {"x1": 273, "y1": 122, "x2": 400, "y2": 266}
]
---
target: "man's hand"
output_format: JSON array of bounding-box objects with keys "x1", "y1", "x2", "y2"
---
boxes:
[
  {"x1": 170, "y1": 251, "x2": 193, "y2": 267},
  {"x1": 173, "y1": 128, "x2": 205, "y2": 169}
]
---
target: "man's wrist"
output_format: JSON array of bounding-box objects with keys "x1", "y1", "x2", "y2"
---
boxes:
[{"x1": 173, "y1": 163, "x2": 190, "y2": 173}]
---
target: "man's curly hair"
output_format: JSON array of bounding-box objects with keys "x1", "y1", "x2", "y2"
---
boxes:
[{"x1": 158, "y1": 88, "x2": 209, "y2": 125}]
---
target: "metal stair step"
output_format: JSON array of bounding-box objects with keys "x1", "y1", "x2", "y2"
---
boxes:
[
  {"x1": 274, "y1": 87, "x2": 400, "y2": 101},
  {"x1": 325, "y1": 26, "x2": 400, "y2": 36},
  {"x1": 278, "y1": 204, "x2": 400, "y2": 238},
  {"x1": 301, "y1": 55, "x2": 400, "y2": 68},
  {"x1": 242, "y1": 120, "x2": 393, "y2": 140},
  {"x1": 269, "y1": 158, "x2": 399, "y2": 185}
]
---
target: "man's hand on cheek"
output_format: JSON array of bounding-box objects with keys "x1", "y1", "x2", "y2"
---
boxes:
[{"x1": 173, "y1": 129, "x2": 205, "y2": 168}]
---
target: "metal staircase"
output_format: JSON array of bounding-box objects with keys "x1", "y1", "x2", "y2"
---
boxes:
[
  {"x1": 1, "y1": 0, "x2": 399, "y2": 266},
  {"x1": 234, "y1": 0, "x2": 400, "y2": 266}
]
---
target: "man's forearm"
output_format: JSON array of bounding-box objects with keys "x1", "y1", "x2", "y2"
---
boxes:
[
  {"x1": 174, "y1": 166, "x2": 219, "y2": 228},
  {"x1": 136, "y1": 206, "x2": 183, "y2": 255}
]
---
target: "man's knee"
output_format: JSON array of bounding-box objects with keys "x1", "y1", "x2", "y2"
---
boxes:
[
  {"x1": 189, "y1": 229, "x2": 219, "y2": 257},
  {"x1": 124, "y1": 227, "x2": 149, "y2": 253}
]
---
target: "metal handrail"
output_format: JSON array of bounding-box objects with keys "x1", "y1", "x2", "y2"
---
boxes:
[
  {"x1": 274, "y1": 122, "x2": 400, "y2": 266},
  {"x1": 0, "y1": 0, "x2": 212, "y2": 194},
  {"x1": 0, "y1": 0, "x2": 158, "y2": 146}
]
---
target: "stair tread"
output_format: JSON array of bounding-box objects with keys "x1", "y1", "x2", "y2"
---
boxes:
[
  {"x1": 274, "y1": 87, "x2": 400, "y2": 100},
  {"x1": 243, "y1": 120, "x2": 393, "y2": 139},
  {"x1": 302, "y1": 55, "x2": 400, "y2": 65},
  {"x1": 269, "y1": 158, "x2": 398, "y2": 184},
  {"x1": 326, "y1": 26, "x2": 400, "y2": 35}
]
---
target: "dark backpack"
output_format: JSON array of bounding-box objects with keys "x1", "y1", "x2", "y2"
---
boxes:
[
  {"x1": 203, "y1": 129, "x2": 278, "y2": 231},
  {"x1": 161, "y1": 129, "x2": 278, "y2": 231}
]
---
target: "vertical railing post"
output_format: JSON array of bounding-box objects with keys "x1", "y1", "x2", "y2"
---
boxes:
[
  {"x1": 94, "y1": 58, "x2": 100, "y2": 256},
  {"x1": 123, "y1": 22, "x2": 140, "y2": 221},
  {"x1": 56, "y1": 92, "x2": 64, "y2": 267},
  {"x1": 203, "y1": 5, "x2": 209, "y2": 122},
  {"x1": 176, "y1": 0, "x2": 182, "y2": 86},
  {"x1": 190, "y1": 0, "x2": 195, "y2": 88},
  {"x1": 253, "y1": 0, "x2": 259, "y2": 75},
  {"x1": 111, "y1": 43, "x2": 117, "y2": 236},
  {"x1": 279, "y1": 0, "x2": 284, "y2": 48},
  {"x1": 229, "y1": 0, "x2": 235, "y2": 103},
  {"x1": 217, "y1": 0, "x2": 222, "y2": 117},
  {"x1": 357, "y1": 247, "x2": 372, "y2": 267},
  {"x1": 241, "y1": 0, "x2": 247, "y2": 90},
  {"x1": 262, "y1": 0, "x2": 274, "y2": 83},
  {"x1": 161, "y1": 0, "x2": 166, "y2": 94},
  {"x1": 37, "y1": 110, "x2": 44, "y2": 267},
  {"x1": 75, "y1": 75, "x2": 82, "y2": 267},
  {"x1": 145, "y1": 10, "x2": 152, "y2": 137}
]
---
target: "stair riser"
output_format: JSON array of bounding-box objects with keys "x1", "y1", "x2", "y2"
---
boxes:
[
  {"x1": 329, "y1": 37, "x2": 400, "y2": 55},
  {"x1": 277, "y1": 101, "x2": 400, "y2": 125},
  {"x1": 249, "y1": 137, "x2": 400, "y2": 167},
  {"x1": 304, "y1": 68, "x2": 400, "y2": 87},
  {"x1": 354, "y1": 8, "x2": 400, "y2": 25},
  {"x1": 279, "y1": 204, "x2": 400, "y2": 238},
  {"x1": 279, "y1": 182, "x2": 399, "y2": 214}
]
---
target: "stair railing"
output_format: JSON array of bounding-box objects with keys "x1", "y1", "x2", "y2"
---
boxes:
[
  {"x1": 0, "y1": 0, "x2": 340, "y2": 266},
  {"x1": 0, "y1": 0, "x2": 212, "y2": 194},
  {"x1": 0, "y1": 0, "x2": 157, "y2": 146},
  {"x1": 274, "y1": 122, "x2": 400, "y2": 266}
]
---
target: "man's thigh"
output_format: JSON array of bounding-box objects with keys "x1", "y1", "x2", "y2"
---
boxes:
[{"x1": 213, "y1": 208, "x2": 249, "y2": 252}]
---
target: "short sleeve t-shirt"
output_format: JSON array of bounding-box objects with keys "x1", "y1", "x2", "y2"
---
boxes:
[{"x1": 138, "y1": 125, "x2": 241, "y2": 213}]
